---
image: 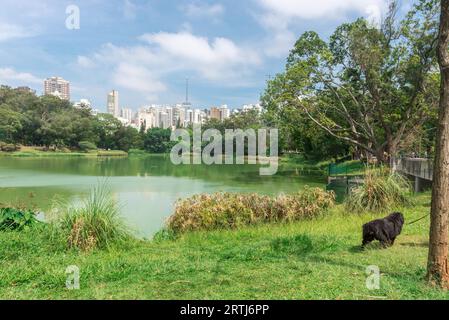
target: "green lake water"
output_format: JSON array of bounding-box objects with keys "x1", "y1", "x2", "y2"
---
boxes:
[{"x1": 0, "y1": 155, "x2": 326, "y2": 237}]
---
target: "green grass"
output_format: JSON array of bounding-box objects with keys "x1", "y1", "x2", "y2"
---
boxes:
[
  {"x1": 51, "y1": 183, "x2": 132, "y2": 251},
  {"x1": 0, "y1": 192, "x2": 446, "y2": 300},
  {"x1": 0, "y1": 150, "x2": 127, "y2": 158}
]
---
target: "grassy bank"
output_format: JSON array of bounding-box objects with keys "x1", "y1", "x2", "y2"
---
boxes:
[
  {"x1": 0, "y1": 147, "x2": 127, "y2": 158},
  {"x1": 0, "y1": 192, "x2": 445, "y2": 300}
]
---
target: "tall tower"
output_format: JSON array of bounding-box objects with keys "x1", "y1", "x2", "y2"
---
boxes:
[
  {"x1": 107, "y1": 90, "x2": 119, "y2": 117},
  {"x1": 182, "y1": 77, "x2": 192, "y2": 109}
]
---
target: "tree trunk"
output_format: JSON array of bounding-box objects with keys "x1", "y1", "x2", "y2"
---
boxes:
[{"x1": 427, "y1": 0, "x2": 449, "y2": 289}]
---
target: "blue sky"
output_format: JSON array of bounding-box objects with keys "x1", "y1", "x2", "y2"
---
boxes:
[{"x1": 0, "y1": 0, "x2": 412, "y2": 111}]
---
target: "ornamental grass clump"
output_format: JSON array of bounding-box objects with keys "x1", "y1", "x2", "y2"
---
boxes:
[
  {"x1": 53, "y1": 183, "x2": 131, "y2": 251},
  {"x1": 345, "y1": 168, "x2": 412, "y2": 213},
  {"x1": 167, "y1": 187, "x2": 335, "y2": 233}
]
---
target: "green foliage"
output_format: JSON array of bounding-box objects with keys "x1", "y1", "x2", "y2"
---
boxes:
[
  {"x1": 0, "y1": 193, "x2": 447, "y2": 299},
  {"x1": 78, "y1": 141, "x2": 97, "y2": 152},
  {"x1": 260, "y1": 1, "x2": 440, "y2": 161},
  {"x1": 143, "y1": 128, "x2": 173, "y2": 153},
  {"x1": 128, "y1": 149, "x2": 147, "y2": 156},
  {"x1": 152, "y1": 228, "x2": 178, "y2": 242},
  {"x1": 167, "y1": 187, "x2": 335, "y2": 233},
  {"x1": 52, "y1": 183, "x2": 131, "y2": 251},
  {"x1": 0, "y1": 87, "x2": 142, "y2": 152},
  {"x1": 345, "y1": 169, "x2": 413, "y2": 213},
  {"x1": 0, "y1": 207, "x2": 40, "y2": 231}
]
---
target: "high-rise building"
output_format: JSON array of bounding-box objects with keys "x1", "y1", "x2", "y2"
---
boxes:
[
  {"x1": 121, "y1": 108, "x2": 133, "y2": 122},
  {"x1": 44, "y1": 77, "x2": 70, "y2": 100},
  {"x1": 210, "y1": 107, "x2": 221, "y2": 120},
  {"x1": 220, "y1": 105, "x2": 230, "y2": 121},
  {"x1": 173, "y1": 105, "x2": 186, "y2": 128},
  {"x1": 107, "y1": 90, "x2": 119, "y2": 117}
]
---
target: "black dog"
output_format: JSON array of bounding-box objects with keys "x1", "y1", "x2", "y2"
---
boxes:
[{"x1": 362, "y1": 212, "x2": 405, "y2": 248}]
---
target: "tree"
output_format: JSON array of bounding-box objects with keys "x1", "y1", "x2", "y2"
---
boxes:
[
  {"x1": 427, "y1": 0, "x2": 449, "y2": 289},
  {"x1": 261, "y1": 74, "x2": 351, "y2": 158},
  {"x1": 0, "y1": 104, "x2": 22, "y2": 143},
  {"x1": 262, "y1": 1, "x2": 440, "y2": 163},
  {"x1": 93, "y1": 113, "x2": 123, "y2": 150},
  {"x1": 115, "y1": 126, "x2": 142, "y2": 152},
  {"x1": 143, "y1": 128, "x2": 173, "y2": 153}
]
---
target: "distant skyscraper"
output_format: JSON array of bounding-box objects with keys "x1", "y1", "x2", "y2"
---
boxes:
[
  {"x1": 210, "y1": 107, "x2": 221, "y2": 120},
  {"x1": 121, "y1": 107, "x2": 133, "y2": 122},
  {"x1": 220, "y1": 105, "x2": 230, "y2": 121},
  {"x1": 107, "y1": 90, "x2": 119, "y2": 117},
  {"x1": 44, "y1": 77, "x2": 70, "y2": 100}
]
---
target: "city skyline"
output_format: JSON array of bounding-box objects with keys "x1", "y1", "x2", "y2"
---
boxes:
[{"x1": 0, "y1": 0, "x2": 410, "y2": 111}]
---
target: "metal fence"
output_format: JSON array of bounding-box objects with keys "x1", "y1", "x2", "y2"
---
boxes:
[{"x1": 393, "y1": 157, "x2": 433, "y2": 181}]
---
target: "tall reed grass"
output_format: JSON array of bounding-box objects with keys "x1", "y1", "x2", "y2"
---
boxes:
[
  {"x1": 167, "y1": 187, "x2": 335, "y2": 233},
  {"x1": 345, "y1": 168, "x2": 412, "y2": 213},
  {"x1": 51, "y1": 183, "x2": 131, "y2": 251}
]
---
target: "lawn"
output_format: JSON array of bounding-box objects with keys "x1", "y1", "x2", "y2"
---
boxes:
[
  {"x1": 0, "y1": 146, "x2": 127, "y2": 158},
  {"x1": 0, "y1": 193, "x2": 447, "y2": 300}
]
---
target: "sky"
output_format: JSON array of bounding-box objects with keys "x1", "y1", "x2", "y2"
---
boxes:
[{"x1": 0, "y1": 0, "x2": 413, "y2": 112}]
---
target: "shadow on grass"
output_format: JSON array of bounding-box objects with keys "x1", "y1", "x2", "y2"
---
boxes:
[{"x1": 400, "y1": 242, "x2": 429, "y2": 248}]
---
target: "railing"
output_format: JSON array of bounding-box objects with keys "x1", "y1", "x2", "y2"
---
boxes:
[{"x1": 393, "y1": 157, "x2": 433, "y2": 181}]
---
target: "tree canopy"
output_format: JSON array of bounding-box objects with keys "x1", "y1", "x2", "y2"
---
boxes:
[{"x1": 261, "y1": 0, "x2": 440, "y2": 162}]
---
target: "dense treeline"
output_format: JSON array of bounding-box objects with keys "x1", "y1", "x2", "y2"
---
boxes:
[
  {"x1": 0, "y1": 86, "x2": 143, "y2": 152},
  {"x1": 0, "y1": 85, "x2": 358, "y2": 159}
]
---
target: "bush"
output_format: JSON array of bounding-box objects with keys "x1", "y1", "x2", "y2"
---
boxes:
[
  {"x1": 128, "y1": 149, "x2": 147, "y2": 156},
  {"x1": 78, "y1": 141, "x2": 97, "y2": 152},
  {"x1": 0, "y1": 207, "x2": 41, "y2": 231},
  {"x1": 166, "y1": 187, "x2": 335, "y2": 233},
  {"x1": 52, "y1": 183, "x2": 131, "y2": 251},
  {"x1": 345, "y1": 168, "x2": 412, "y2": 213},
  {"x1": 0, "y1": 143, "x2": 20, "y2": 152}
]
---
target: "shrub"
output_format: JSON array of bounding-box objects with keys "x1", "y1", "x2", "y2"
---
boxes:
[
  {"x1": 0, "y1": 143, "x2": 20, "y2": 152},
  {"x1": 166, "y1": 187, "x2": 335, "y2": 233},
  {"x1": 345, "y1": 168, "x2": 412, "y2": 213},
  {"x1": 0, "y1": 207, "x2": 41, "y2": 231},
  {"x1": 78, "y1": 141, "x2": 97, "y2": 152},
  {"x1": 52, "y1": 183, "x2": 131, "y2": 251},
  {"x1": 128, "y1": 149, "x2": 147, "y2": 156}
]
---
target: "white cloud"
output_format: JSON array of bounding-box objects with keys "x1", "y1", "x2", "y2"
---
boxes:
[
  {"x1": 123, "y1": 0, "x2": 137, "y2": 20},
  {"x1": 257, "y1": 0, "x2": 387, "y2": 20},
  {"x1": 80, "y1": 31, "x2": 261, "y2": 99},
  {"x1": 77, "y1": 56, "x2": 95, "y2": 68},
  {"x1": 0, "y1": 67, "x2": 42, "y2": 85},
  {"x1": 0, "y1": 23, "x2": 34, "y2": 42},
  {"x1": 113, "y1": 63, "x2": 166, "y2": 94},
  {"x1": 182, "y1": 3, "x2": 225, "y2": 18},
  {"x1": 255, "y1": 0, "x2": 389, "y2": 57},
  {"x1": 139, "y1": 32, "x2": 261, "y2": 81}
]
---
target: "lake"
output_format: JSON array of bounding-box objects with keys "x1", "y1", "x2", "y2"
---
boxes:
[{"x1": 0, "y1": 155, "x2": 326, "y2": 237}]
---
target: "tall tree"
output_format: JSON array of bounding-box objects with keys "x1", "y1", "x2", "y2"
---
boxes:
[
  {"x1": 262, "y1": 1, "x2": 440, "y2": 163},
  {"x1": 427, "y1": 0, "x2": 449, "y2": 289}
]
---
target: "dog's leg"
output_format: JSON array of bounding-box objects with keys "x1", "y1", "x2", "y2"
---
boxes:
[{"x1": 362, "y1": 236, "x2": 373, "y2": 249}]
